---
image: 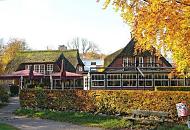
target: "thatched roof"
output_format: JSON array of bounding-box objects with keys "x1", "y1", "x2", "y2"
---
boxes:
[{"x1": 6, "y1": 49, "x2": 84, "y2": 73}]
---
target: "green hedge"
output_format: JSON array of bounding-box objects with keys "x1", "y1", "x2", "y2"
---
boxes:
[
  {"x1": 0, "y1": 86, "x2": 9, "y2": 103},
  {"x1": 156, "y1": 86, "x2": 190, "y2": 91},
  {"x1": 20, "y1": 89, "x2": 190, "y2": 120}
]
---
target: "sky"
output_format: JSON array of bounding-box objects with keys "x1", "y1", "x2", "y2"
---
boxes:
[{"x1": 0, "y1": 0, "x2": 131, "y2": 54}]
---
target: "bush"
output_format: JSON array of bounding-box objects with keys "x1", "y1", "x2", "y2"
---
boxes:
[
  {"x1": 155, "y1": 86, "x2": 190, "y2": 91},
  {"x1": 0, "y1": 86, "x2": 9, "y2": 103},
  {"x1": 20, "y1": 89, "x2": 190, "y2": 121},
  {"x1": 36, "y1": 83, "x2": 44, "y2": 89},
  {"x1": 26, "y1": 84, "x2": 35, "y2": 88},
  {"x1": 9, "y1": 84, "x2": 19, "y2": 96},
  {"x1": 35, "y1": 87, "x2": 47, "y2": 109}
]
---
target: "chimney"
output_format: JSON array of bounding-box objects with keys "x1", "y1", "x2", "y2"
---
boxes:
[{"x1": 58, "y1": 45, "x2": 67, "y2": 51}]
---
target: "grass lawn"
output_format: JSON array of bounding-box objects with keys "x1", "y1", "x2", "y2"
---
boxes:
[
  {"x1": 15, "y1": 108, "x2": 190, "y2": 130},
  {"x1": 0, "y1": 123, "x2": 19, "y2": 130},
  {"x1": 15, "y1": 108, "x2": 131, "y2": 129}
]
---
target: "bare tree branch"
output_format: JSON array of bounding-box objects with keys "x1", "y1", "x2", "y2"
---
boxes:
[{"x1": 66, "y1": 37, "x2": 99, "y2": 55}]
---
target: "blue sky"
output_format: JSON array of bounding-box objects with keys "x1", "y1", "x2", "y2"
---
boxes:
[{"x1": 0, "y1": 0, "x2": 131, "y2": 54}]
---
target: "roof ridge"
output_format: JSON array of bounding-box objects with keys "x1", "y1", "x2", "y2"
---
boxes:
[{"x1": 18, "y1": 49, "x2": 78, "y2": 53}]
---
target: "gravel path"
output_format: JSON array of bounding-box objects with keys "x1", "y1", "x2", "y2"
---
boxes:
[{"x1": 0, "y1": 97, "x2": 102, "y2": 130}]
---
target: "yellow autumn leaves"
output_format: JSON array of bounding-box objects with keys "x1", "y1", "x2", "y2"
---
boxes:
[
  {"x1": 0, "y1": 39, "x2": 26, "y2": 74},
  {"x1": 101, "y1": 0, "x2": 190, "y2": 76}
]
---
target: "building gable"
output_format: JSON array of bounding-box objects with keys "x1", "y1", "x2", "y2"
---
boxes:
[{"x1": 104, "y1": 38, "x2": 172, "y2": 71}]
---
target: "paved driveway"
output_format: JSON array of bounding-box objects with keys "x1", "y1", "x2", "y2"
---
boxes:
[{"x1": 0, "y1": 97, "x2": 102, "y2": 130}]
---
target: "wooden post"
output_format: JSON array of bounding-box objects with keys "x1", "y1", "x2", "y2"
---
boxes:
[
  {"x1": 105, "y1": 73, "x2": 107, "y2": 90},
  {"x1": 87, "y1": 72, "x2": 91, "y2": 90},
  {"x1": 137, "y1": 71, "x2": 139, "y2": 89},
  {"x1": 50, "y1": 75, "x2": 53, "y2": 90},
  {"x1": 40, "y1": 78, "x2": 43, "y2": 83},
  {"x1": 152, "y1": 73, "x2": 155, "y2": 90},
  {"x1": 74, "y1": 79, "x2": 76, "y2": 89},
  {"x1": 121, "y1": 73, "x2": 123, "y2": 89},
  {"x1": 144, "y1": 76, "x2": 145, "y2": 90},
  {"x1": 61, "y1": 80, "x2": 64, "y2": 90},
  {"x1": 20, "y1": 76, "x2": 23, "y2": 90}
]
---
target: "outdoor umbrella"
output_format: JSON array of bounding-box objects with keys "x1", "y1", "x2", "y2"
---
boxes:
[{"x1": 0, "y1": 69, "x2": 44, "y2": 89}]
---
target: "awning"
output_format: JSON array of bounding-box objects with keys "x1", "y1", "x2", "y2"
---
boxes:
[
  {"x1": 51, "y1": 71, "x2": 83, "y2": 79},
  {"x1": 0, "y1": 69, "x2": 44, "y2": 80}
]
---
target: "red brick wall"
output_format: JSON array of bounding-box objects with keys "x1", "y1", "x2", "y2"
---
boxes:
[{"x1": 109, "y1": 57, "x2": 123, "y2": 67}]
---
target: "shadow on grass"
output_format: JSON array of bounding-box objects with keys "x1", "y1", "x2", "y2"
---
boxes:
[{"x1": 15, "y1": 108, "x2": 131, "y2": 129}]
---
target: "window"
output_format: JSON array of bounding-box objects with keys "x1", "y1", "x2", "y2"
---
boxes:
[
  {"x1": 122, "y1": 74, "x2": 137, "y2": 87},
  {"x1": 154, "y1": 74, "x2": 169, "y2": 86},
  {"x1": 78, "y1": 66, "x2": 83, "y2": 71},
  {"x1": 154, "y1": 74, "x2": 168, "y2": 79},
  {"x1": 47, "y1": 64, "x2": 53, "y2": 74},
  {"x1": 147, "y1": 57, "x2": 152, "y2": 67},
  {"x1": 139, "y1": 57, "x2": 143, "y2": 67},
  {"x1": 34, "y1": 65, "x2": 39, "y2": 72},
  {"x1": 25, "y1": 65, "x2": 32, "y2": 70},
  {"x1": 145, "y1": 74, "x2": 152, "y2": 79},
  {"x1": 40, "y1": 65, "x2": 45, "y2": 74},
  {"x1": 34, "y1": 64, "x2": 45, "y2": 74},
  {"x1": 123, "y1": 57, "x2": 133, "y2": 67},
  {"x1": 91, "y1": 74, "x2": 105, "y2": 87},
  {"x1": 91, "y1": 62, "x2": 96, "y2": 65},
  {"x1": 107, "y1": 74, "x2": 121, "y2": 87},
  {"x1": 123, "y1": 74, "x2": 136, "y2": 79},
  {"x1": 47, "y1": 64, "x2": 53, "y2": 71}
]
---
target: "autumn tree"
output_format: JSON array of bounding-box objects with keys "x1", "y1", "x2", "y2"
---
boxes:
[
  {"x1": 0, "y1": 39, "x2": 4, "y2": 74},
  {"x1": 100, "y1": 0, "x2": 190, "y2": 76},
  {"x1": 0, "y1": 38, "x2": 28, "y2": 73},
  {"x1": 0, "y1": 41, "x2": 5, "y2": 74}
]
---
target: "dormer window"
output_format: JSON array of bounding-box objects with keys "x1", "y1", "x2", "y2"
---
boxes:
[
  {"x1": 78, "y1": 66, "x2": 83, "y2": 71},
  {"x1": 25, "y1": 65, "x2": 32, "y2": 70},
  {"x1": 47, "y1": 64, "x2": 53, "y2": 74},
  {"x1": 34, "y1": 64, "x2": 45, "y2": 74},
  {"x1": 123, "y1": 57, "x2": 133, "y2": 67},
  {"x1": 91, "y1": 62, "x2": 96, "y2": 65},
  {"x1": 147, "y1": 57, "x2": 152, "y2": 67},
  {"x1": 139, "y1": 57, "x2": 143, "y2": 67}
]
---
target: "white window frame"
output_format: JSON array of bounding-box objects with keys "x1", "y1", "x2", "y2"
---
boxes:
[
  {"x1": 123, "y1": 57, "x2": 133, "y2": 67},
  {"x1": 34, "y1": 65, "x2": 39, "y2": 72},
  {"x1": 135, "y1": 57, "x2": 137, "y2": 67},
  {"x1": 47, "y1": 64, "x2": 53, "y2": 73},
  {"x1": 91, "y1": 74, "x2": 105, "y2": 87},
  {"x1": 78, "y1": 66, "x2": 83, "y2": 71},
  {"x1": 147, "y1": 57, "x2": 152, "y2": 67},
  {"x1": 139, "y1": 57, "x2": 144, "y2": 67},
  {"x1": 40, "y1": 64, "x2": 45, "y2": 74},
  {"x1": 123, "y1": 58, "x2": 128, "y2": 67},
  {"x1": 25, "y1": 65, "x2": 32, "y2": 70},
  {"x1": 122, "y1": 74, "x2": 137, "y2": 87},
  {"x1": 107, "y1": 74, "x2": 121, "y2": 87},
  {"x1": 34, "y1": 64, "x2": 45, "y2": 74}
]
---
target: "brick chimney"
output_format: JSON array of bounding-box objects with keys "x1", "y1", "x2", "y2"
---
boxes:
[{"x1": 58, "y1": 45, "x2": 67, "y2": 51}]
